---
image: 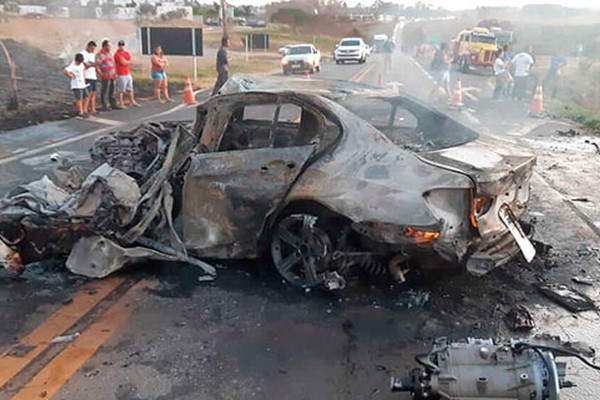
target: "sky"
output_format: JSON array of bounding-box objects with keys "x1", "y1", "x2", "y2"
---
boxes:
[{"x1": 225, "y1": 0, "x2": 600, "y2": 10}]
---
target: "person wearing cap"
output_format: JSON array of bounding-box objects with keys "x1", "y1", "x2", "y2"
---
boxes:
[
  {"x1": 114, "y1": 40, "x2": 140, "y2": 108},
  {"x1": 95, "y1": 39, "x2": 119, "y2": 110},
  {"x1": 82, "y1": 40, "x2": 98, "y2": 114},
  {"x1": 211, "y1": 36, "x2": 230, "y2": 95}
]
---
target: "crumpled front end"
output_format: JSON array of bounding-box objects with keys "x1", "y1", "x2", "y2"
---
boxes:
[{"x1": 0, "y1": 122, "x2": 215, "y2": 279}]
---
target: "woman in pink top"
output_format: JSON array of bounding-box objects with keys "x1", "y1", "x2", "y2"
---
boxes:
[{"x1": 150, "y1": 46, "x2": 173, "y2": 103}]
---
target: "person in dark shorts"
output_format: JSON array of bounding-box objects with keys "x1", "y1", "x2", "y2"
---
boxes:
[
  {"x1": 96, "y1": 39, "x2": 119, "y2": 110},
  {"x1": 212, "y1": 36, "x2": 230, "y2": 96},
  {"x1": 63, "y1": 53, "x2": 89, "y2": 118},
  {"x1": 82, "y1": 40, "x2": 98, "y2": 114}
]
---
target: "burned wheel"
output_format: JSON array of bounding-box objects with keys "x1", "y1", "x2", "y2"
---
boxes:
[{"x1": 271, "y1": 213, "x2": 332, "y2": 288}]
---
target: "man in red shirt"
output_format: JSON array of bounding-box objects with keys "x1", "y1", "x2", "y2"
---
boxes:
[
  {"x1": 95, "y1": 39, "x2": 120, "y2": 110},
  {"x1": 114, "y1": 40, "x2": 140, "y2": 108}
]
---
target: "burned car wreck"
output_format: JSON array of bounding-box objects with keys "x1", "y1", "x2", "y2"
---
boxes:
[{"x1": 0, "y1": 77, "x2": 536, "y2": 287}]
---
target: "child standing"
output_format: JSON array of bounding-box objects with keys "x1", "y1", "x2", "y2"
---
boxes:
[{"x1": 63, "y1": 53, "x2": 89, "y2": 118}]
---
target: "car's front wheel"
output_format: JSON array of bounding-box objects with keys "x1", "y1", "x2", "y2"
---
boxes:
[
  {"x1": 315, "y1": 64, "x2": 321, "y2": 72},
  {"x1": 271, "y1": 213, "x2": 332, "y2": 288}
]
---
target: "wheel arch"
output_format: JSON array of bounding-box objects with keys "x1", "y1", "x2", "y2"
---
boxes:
[{"x1": 258, "y1": 199, "x2": 353, "y2": 252}]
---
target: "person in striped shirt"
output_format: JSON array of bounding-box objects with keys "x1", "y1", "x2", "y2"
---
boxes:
[{"x1": 95, "y1": 39, "x2": 121, "y2": 110}]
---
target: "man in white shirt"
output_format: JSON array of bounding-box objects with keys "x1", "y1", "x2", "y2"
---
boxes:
[
  {"x1": 493, "y1": 49, "x2": 506, "y2": 99},
  {"x1": 63, "y1": 53, "x2": 89, "y2": 118},
  {"x1": 511, "y1": 51, "x2": 535, "y2": 100},
  {"x1": 82, "y1": 41, "x2": 98, "y2": 114}
]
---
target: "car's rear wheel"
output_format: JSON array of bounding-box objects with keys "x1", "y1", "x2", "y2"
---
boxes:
[{"x1": 271, "y1": 213, "x2": 332, "y2": 288}]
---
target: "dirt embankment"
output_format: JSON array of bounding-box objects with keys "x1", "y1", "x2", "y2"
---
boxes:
[{"x1": 0, "y1": 39, "x2": 74, "y2": 132}]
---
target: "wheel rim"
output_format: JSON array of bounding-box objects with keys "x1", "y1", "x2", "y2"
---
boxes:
[{"x1": 271, "y1": 214, "x2": 332, "y2": 287}]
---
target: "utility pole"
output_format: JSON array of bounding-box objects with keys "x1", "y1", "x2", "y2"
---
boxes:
[{"x1": 221, "y1": 0, "x2": 228, "y2": 37}]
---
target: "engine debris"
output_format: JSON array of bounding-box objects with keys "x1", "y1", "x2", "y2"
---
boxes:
[
  {"x1": 391, "y1": 335, "x2": 598, "y2": 399},
  {"x1": 505, "y1": 305, "x2": 535, "y2": 331}
]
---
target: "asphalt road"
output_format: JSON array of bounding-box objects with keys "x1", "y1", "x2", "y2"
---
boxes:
[{"x1": 1, "y1": 51, "x2": 600, "y2": 400}]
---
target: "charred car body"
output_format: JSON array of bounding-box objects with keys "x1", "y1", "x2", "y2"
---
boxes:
[{"x1": 0, "y1": 77, "x2": 536, "y2": 287}]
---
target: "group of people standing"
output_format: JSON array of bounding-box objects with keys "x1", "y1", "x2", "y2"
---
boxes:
[
  {"x1": 428, "y1": 42, "x2": 567, "y2": 102},
  {"x1": 494, "y1": 46, "x2": 567, "y2": 101},
  {"x1": 64, "y1": 40, "x2": 173, "y2": 118}
]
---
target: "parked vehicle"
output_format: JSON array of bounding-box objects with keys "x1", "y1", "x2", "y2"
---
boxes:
[
  {"x1": 372, "y1": 34, "x2": 388, "y2": 53},
  {"x1": 281, "y1": 44, "x2": 321, "y2": 75},
  {"x1": 278, "y1": 45, "x2": 293, "y2": 56},
  {"x1": 451, "y1": 27, "x2": 499, "y2": 72},
  {"x1": 333, "y1": 37, "x2": 369, "y2": 64}
]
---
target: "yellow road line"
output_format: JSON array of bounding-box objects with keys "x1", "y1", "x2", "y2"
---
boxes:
[
  {"x1": 350, "y1": 63, "x2": 374, "y2": 83},
  {"x1": 0, "y1": 277, "x2": 126, "y2": 390},
  {"x1": 10, "y1": 280, "x2": 149, "y2": 400}
]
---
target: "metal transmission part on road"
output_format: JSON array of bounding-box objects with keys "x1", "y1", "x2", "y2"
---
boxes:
[{"x1": 391, "y1": 335, "x2": 599, "y2": 399}]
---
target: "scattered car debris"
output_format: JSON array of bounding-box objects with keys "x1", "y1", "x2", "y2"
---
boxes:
[
  {"x1": 50, "y1": 332, "x2": 80, "y2": 344},
  {"x1": 584, "y1": 139, "x2": 600, "y2": 154},
  {"x1": 391, "y1": 335, "x2": 599, "y2": 399},
  {"x1": 535, "y1": 283, "x2": 596, "y2": 312},
  {"x1": 571, "y1": 275, "x2": 594, "y2": 286},
  {"x1": 395, "y1": 289, "x2": 431, "y2": 309},
  {"x1": 0, "y1": 77, "x2": 538, "y2": 289},
  {"x1": 505, "y1": 304, "x2": 535, "y2": 331}
]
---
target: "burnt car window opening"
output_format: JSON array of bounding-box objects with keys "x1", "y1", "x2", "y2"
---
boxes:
[
  {"x1": 339, "y1": 97, "x2": 479, "y2": 151},
  {"x1": 218, "y1": 101, "x2": 334, "y2": 151},
  {"x1": 288, "y1": 46, "x2": 312, "y2": 55}
]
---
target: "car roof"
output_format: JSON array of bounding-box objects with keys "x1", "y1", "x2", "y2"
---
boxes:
[
  {"x1": 340, "y1": 38, "x2": 363, "y2": 41},
  {"x1": 290, "y1": 44, "x2": 314, "y2": 48}
]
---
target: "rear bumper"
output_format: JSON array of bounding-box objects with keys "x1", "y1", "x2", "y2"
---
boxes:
[
  {"x1": 335, "y1": 54, "x2": 362, "y2": 61},
  {"x1": 464, "y1": 221, "x2": 534, "y2": 276},
  {"x1": 283, "y1": 64, "x2": 314, "y2": 73}
]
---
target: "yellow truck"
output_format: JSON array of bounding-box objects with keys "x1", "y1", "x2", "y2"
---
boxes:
[{"x1": 451, "y1": 27, "x2": 499, "y2": 72}]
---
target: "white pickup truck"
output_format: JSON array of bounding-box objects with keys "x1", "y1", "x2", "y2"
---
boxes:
[
  {"x1": 334, "y1": 37, "x2": 369, "y2": 64},
  {"x1": 281, "y1": 44, "x2": 321, "y2": 75}
]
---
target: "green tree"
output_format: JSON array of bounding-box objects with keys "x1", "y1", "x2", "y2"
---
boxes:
[
  {"x1": 160, "y1": 8, "x2": 188, "y2": 21},
  {"x1": 136, "y1": 2, "x2": 157, "y2": 18},
  {"x1": 236, "y1": 5, "x2": 253, "y2": 18},
  {"x1": 270, "y1": 8, "x2": 309, "y2": 33},
  {"x1": 100, "y1": 0, "x2": 117, "y2": 17},
  {"x1": 4, "y1": 1, "x2": 20, "y2": 14}
]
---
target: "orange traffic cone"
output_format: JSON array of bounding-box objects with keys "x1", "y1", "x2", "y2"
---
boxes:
[
  {"x1": 183, "y1": 77, "x2": 196, "y2": 105},
  {"x1": 450, "y1": 79, "x2": 464, "y2": 109},
  {"x1": 304, "y1": 70, "x2": 311, "y2": 79},
  {"x1": 529, "y1": 85, "x2": 544, "y2": 118},
  {"x1": 377, "y1": 73, "x2": 384, "y2": 88}
]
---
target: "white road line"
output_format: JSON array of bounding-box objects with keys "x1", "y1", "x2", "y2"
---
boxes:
[
  {"x1": 462, "y1": 91, "x2": 478, "y2": 101},
  {"x1": 86, "y1": 116, "x2": 122, "y2": 126},
  {"x1": 0, "y1": 99, "x2": 193, "y2": 167}
]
